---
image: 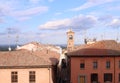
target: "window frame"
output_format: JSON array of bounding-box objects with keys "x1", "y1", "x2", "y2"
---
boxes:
[
  {"x1": 119, "y1": 61, "x2": 120, "y2": 68},
  {"x1": 119, "y1": 73, "x2": 120, "y2": 82},
  {"x1": 69, "y1": 35, "x2": 73, "y2": 40},
  {"x1": 91, "y1": 73, "x2": 98, "y2": 83},
  {"x1": 106, "y1": 61, "x2": 110, "y2": 69},
  {"x1": 104, "y1": 73, "x2": 112, "y2": 82},
  {"x1": 11, "y1": 71, "x2": 18, "y2": 83},
  {"x1": 80, "y1": 63, "x2": 85, "y2": 69},
  {"x1": 29, "y1": 71, "x2": 36, "y2": 83},
  {"x1": 93, "y1": 61, "x2": 98, "y2": 69}
]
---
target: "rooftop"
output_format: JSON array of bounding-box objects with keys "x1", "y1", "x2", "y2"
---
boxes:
[
  {"x1": 0, "y1": 46, "x2": 60, "y2": 68},
  {"x1": 17, "y1": 42, "x2": 61, "y2": 54},
  {"x1": 67, "y1": 40, "x2": 120, "y2": 56}
]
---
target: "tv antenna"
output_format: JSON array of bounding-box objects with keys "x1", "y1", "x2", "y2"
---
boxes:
[
  {"x1": 16, "y1": 34, "x2": 19, "y2": 49},
  {"x1": 116, "y1": 28, "x2": 119, "y2": 42},
  {"x1": 8, "y1": 28, "x2": 11, "y2": 51}
]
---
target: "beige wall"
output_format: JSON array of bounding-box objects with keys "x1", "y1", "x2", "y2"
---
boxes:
[{"x1": 0, "y1": 68, "x2": 53, "y2": 83}]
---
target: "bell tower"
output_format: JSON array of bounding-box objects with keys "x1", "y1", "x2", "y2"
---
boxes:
[{"x1": 67, "y1": 29, "x2": 74, "y2": 52}]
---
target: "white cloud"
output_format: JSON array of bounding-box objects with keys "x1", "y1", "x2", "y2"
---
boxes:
[
  {"x1": 39, "y1": 18, "x2": 71, "y2": 30},
  {"x1": 10, "y1": 6, "x2": 48, "y2": 17},
  {"x1": 39, "y1": 15, "x2": 98, "y2": 30},
  {"x1": 70, "y1": 0, "x2": 113, "y2": 11},
  {"x1": 15, "y1": 17, "x2": 31, "y2": 21},
  {"x1": 108, "y1": 19, "x2": 120, "y2": 28},
  {"x1": 0, "y1": 1, "x2": 14, "y2": 16},
  {"x1": 0, "y1": 1, "x2": 48, "y2": 21},
  {"x1": 8, "y1": 6, "x2": 48, "y2": 21}
]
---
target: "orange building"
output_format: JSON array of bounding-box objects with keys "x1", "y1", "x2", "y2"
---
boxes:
[{"x1": 67, "y1": 40, "x2": 120, "y2": 83}]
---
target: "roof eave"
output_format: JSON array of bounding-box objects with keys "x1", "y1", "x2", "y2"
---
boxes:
[
  {"x1": 0, "y1": 65, "x2": 54, "y2": 69},
  {"x1": 67, "y1": 54, "x2": 120, "y2": 57}
]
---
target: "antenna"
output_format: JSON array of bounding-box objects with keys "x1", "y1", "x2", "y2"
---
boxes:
[
  {"x1": 8, "y1": 34, "x2": 11, "y2": 51},
  {"x1": 16, "y1": 34, "x2": 19, "y2": 49},
  {"x1": 101, "y1": 34, "x2": 103, "y2": 40},
  {"x1": 8, "y1": 35, "x2": 11, "y2": 51},
  {"x1": 84, "y1": 30, "x2": 86, "y2": 39},
  {"x1": 101, "y1": 31, "x2": 105, "y2": 41},
  {"x1": 116, "y1": 37, "x2": 119, "y2": 42},
  {"x1": 116, "y1": 28, "x2": 119, "y2": 42},
  {"x1": 8, "y1": 28, "x2": 11, "y2": 51},
  {"x1": 83, "y1": 30, "x2": 88, "y2": 44}
]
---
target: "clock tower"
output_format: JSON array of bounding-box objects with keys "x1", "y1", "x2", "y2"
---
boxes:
[{"x1": 67, "y1": 29, "x2": 74, "y2": 52}]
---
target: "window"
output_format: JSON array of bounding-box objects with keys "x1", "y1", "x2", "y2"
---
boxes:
[
  {"x1": 104, "y1": 73, "x2": 112, "y2": 82},
  {"x1": 119, "y1": 61, "x2": 120, "y2": 68},
  {"x1": 69, "y1": 35, "x2": 73, "y2": 40},
  {"x1": 80, "y1": 60, "x2": 85, "y2": 69},
  {"x1": 93, "y1": 61, "x2": 98, "y2": 69},
  {"x1": 106, "y1": 61, "x2": 110, "y2": 69},
  {"x1": 119, "y1": 73, "x2": 120, "y2": 82},
  {"x1": 29, "y1": 71, "x2": 36, "y2": 83},
  {"x1": 91, "y1": 73, "x2": 98, "y2": 83},
  {"x1": 80, "y1": 63, "x2": 85, "y2": 69},
  {"x1": 11, "y1": 71, "x2": 18, "y2": 83}
]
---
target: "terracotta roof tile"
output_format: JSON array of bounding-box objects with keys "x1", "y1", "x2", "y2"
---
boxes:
[
  {"x1": 68, "y1": 40, "x2": 120, "y2": 56},
  {"x1": 0, "y1": 50, "x2": 60, "y2": 67}
]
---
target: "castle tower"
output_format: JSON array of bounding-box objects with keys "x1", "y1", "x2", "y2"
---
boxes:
[{"x1": 67, "y1": 29, "x2": 74, "y2": 52}]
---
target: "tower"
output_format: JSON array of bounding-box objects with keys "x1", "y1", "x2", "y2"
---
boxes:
[{"x1": 67, "y1": 29, "x2": 74, "y2": 52}]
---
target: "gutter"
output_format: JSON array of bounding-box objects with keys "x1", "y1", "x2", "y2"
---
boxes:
[{"x1": 0, "y1": 65, "x2": 53, "y2": 69}]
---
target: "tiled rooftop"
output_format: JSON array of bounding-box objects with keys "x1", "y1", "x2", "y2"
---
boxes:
[
  {"x1": 0, "y1": 49, "x2": 60, "y2": 68},
  {"x1": 68, "y1": 40, "x2": 120, "y2": 56}
]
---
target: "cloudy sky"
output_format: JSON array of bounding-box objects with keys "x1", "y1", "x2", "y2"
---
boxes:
[{"x1": 0, "y1": 0, "x2": 120, "y2": 45}]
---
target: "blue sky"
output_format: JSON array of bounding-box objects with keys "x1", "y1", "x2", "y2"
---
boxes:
[{"x1": 0, "y1": 0, "x2": 120, "y2": 45}]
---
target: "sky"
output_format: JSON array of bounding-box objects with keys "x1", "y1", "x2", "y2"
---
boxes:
[{"x1": 0, "y1": 0, "x2": 120, "y2": 45}]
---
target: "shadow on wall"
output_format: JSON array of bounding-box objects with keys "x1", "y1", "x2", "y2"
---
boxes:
[{"x1": 49, "y1": 58, "x2": 59, "y2": 83}]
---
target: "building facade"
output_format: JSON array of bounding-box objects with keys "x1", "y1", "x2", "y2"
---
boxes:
[
  {"x1": 69, "y1": 56, "x2": 120, "y2": 83},
  {"x1": 0, "y1": 50, "x2": 59, "y2": 83},
  {"x1": 0, "y1": 67, "x2": 53, "y2": 83},
  {"x1": 67, "y1": 40, "x2": 120, "y2": 83}
]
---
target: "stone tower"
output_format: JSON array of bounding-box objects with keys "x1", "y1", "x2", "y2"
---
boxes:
[{"x1": 67, "y1": 29, "x2": 74, "y2": 52}]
